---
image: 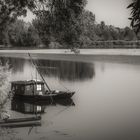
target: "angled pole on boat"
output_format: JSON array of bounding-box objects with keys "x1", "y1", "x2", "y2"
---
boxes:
[{"x1": 28, "y1": 53, "x2": 51, "y2": 92}]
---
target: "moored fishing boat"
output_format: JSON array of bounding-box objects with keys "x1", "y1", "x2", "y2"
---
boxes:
[{"x1": 11, "y1": 80, "x2": 75, "y2": 100}]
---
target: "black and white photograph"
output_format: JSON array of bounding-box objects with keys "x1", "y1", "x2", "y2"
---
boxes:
[{"x1": 0, "y1": 0, "x2": 140, "y2": 140}]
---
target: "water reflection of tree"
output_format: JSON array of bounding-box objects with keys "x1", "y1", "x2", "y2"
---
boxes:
[
  {"x1": 5, "y1": 57, "x2": 25, "y2": 73},
  {"x1": 0, "y1": 57, "x2": 95, "y2": 81},
  {"x1": 36, "y1": 60, "x2": 95, "y2": 81}
]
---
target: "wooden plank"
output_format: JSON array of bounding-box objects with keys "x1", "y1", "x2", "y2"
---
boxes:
[
  {"x1": 0, "y1": 116, "x2": 41, "y2": 124},
  {"x1": 0, "y1": 121, "x2": 41, "y2": 128}
]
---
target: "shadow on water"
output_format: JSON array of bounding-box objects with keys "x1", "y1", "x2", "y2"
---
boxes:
[
  {"x1": 11, "y1": 98, "x2": 46, "y2": 114},
  {"x1": 2, "y1": 57, "x2": 95, "y2": 82},
  {"x1": 35, "y1": 59, "x2": 95, "y2": 81}
]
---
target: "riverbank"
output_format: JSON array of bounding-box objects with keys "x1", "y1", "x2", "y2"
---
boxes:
[
  {"x1": 0, "y1": 49, "x2": 140, "y2": 56},
  {"x1": 1, "y1": 49, "x2": 140, "y2": 65},
  {"x1": 1, "y1": 40, "x2": 140, "y2": 49}
]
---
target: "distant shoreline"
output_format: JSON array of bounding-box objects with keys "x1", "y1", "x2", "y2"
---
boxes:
[
  {"x1": 1, "y1": 40, "x2": 140, "y2": 49},
  {"x1": 0, "y1": 49, "x2": 140, "y2": 65},
  {"x1": 0, "y1": 49, "x2": 140, "y2": 56}
]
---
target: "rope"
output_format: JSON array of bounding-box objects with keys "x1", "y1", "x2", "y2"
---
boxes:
[
  {"x1": 44, "y1": 105, "x2": 73, "y2": 127},
  {"x1": 58, "y1": 81, "x2": 70, "y2": 91},
  {"x1": 28, "y1": 53, "x2": 54, "y2": 104},
  {"x1": 35, "y1": 59, "x2": 70, "y2": 92}
]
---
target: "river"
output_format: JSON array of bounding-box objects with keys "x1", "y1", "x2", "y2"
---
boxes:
[{"x1": 0, "y1": 54, "x2": 140, "y2": 140}]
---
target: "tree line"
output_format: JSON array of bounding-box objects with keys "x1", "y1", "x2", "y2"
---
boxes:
[{"x1": 0, "y1": 0, "x2": 140, "y2": 48}]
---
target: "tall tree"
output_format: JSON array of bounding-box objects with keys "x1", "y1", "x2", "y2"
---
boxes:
[
  {"x1": 78, "y1": 10, "x2": 98, "y2": 46},
  {"x1": 48, "y1": 0, "x2": 87, "y2": 48},
  {"x1": 0, "y1": 0, "x2": 87, "y2": 46},
  {"x1": 33, "y1": 11, "x2": 52, "y2": 46},
  {"x1": 33, "y1": 0, "x2": 87, "y2": 48},
  {"x1": 7, "y1": 20, "x2": 40, "y2": 47},
  {"x1": 0, "y1": 0, "x2": 71, "y2": 45},
  {"x1": 0, "y1": 0, "x2": 37, "y2": 44}
]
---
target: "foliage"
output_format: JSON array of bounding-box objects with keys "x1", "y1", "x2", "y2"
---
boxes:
[
  {"x1": 0, "y1": 0, "x2": 139, "y2": 48},
  {"x1": 0, "y1": 0, "x2": 71, "y2": 45},
  {"x1": 33, "y1": 0, "x2": 87, "y2": 48},
  {"x1": 78, "y1": 10, "x2": 98, "y2": 47},
  {"x1": 32, "y1": 6, "x2": 138, "y2": 48},
  {"x1": 0, "y1": 60, "x2": 10, "y2": 110},
  {"x1": 32, "y1": 11, "x2": 52, "y2": 46},
  {"x1": 0, "y1": 0, "x2": 37, "y2": 44},
  {"x1": 6, "y1": 20, "x2": 40, "y2": 47},
  {"x1": 127, "y1": 0, "x2": 140, "y2": 32},
  {"x1": 78, "y1": 15, "x2": 137, "y2": 47},
  {"x1": 0, "y1": 0, "x2": 46, "y2": 26}
]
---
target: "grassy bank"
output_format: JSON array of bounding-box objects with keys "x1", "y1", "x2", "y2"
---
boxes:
[
  {"x1": 1, "y1": 40, "x2": 140, "y2": 49},
  {"x1": 1, "y1": 49, "x2": 140, "y2": 66},
  {"x1": 86, "y1": 40, "x2": 140, "y2": 49},
  {"x1": 0, "y1": 48, "x2": 140, "y2": 56}
]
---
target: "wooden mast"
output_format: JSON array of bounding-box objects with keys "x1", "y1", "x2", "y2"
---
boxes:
[{"x1": 28, "y1": 53, "x2": 51, "y2": 92}]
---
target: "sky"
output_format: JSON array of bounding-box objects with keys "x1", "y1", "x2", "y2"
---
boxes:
[
  {"x1": 86, "y1": 0, "x2": 132, "y2": 28},
  {"x1": 21, "y1": 0, "x2": 132, "y2": 28}
]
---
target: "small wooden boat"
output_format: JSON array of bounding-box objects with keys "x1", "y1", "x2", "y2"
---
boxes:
[
  {"x1": 0, "y1": 116, "x2": 41, "y2": 128},
  {"x1": 11, "y1": 80, "x2": 75, "y2": 101},
  {"x1": 45, "y1": 90, "x2": 75, "y2": 99}
]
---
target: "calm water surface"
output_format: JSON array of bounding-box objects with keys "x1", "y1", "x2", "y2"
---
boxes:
[{"x1": 1, "y1": 55, "x2": 140, "y2": 140}]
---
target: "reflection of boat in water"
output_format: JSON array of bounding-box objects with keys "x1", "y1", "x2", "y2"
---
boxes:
[
  {"x1": 11, "y1": 97, "x2": 45, "y2": 114},
  {"x1": 11, "y1": 97, "x2": 75, "y2": 114},
  {"x1": 0, "y1": 116, "x2": 41, "y2": 128},
  {"x1": 13, "y1": 96, "x2": 75, "y2": 106}
]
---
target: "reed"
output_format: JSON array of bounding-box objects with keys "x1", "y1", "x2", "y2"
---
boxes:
[
  {"x1": 0, "y1": 127, "x2": 22, "y2": 140},
  {"x1": 0, "y1": 61, "x2": 11, "y2": 113}
]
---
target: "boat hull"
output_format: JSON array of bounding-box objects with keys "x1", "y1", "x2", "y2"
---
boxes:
[{"x1": 13, "y1": 91, "x2": 75, "y2": 101}]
